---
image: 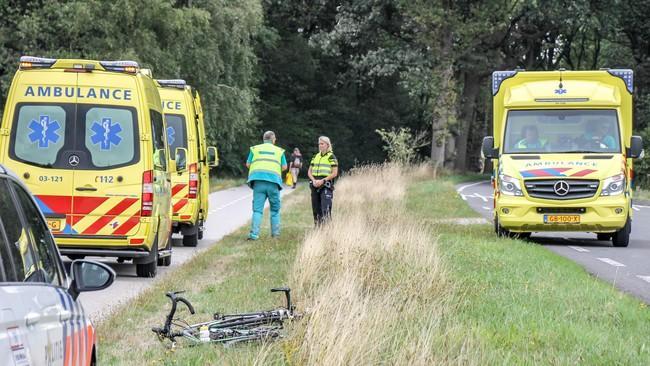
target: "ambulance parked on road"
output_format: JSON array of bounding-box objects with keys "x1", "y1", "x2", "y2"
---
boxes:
[
  {"x1": 157, "y1": 79, "x2": 218, "y2": 247},
  {"x1": 0, "y1": 56, "x2": 176, "y2": 277},
  {"x1": 483, "y1": 69, "x2": 643, "y2": 247}
]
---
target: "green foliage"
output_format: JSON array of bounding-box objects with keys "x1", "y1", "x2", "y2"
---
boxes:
[
  {"x1": 0, "y1": 0, "x2": 266, "y2": 173},
  {"x1": 375, "y1": 127, "x2": 426, "y2": 164}
]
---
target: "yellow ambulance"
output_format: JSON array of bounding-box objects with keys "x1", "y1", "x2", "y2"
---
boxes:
[
  {"x1": 483, "y1": 69, "x2": 643, "y2": 247},
  {"x1": 157, "y1": 79, "x2": 218, "y2": 246},
  {"x1": 0, "y1": 56, "x2": 175, "y2": 277}
]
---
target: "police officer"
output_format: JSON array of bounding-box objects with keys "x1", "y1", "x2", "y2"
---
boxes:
[
  {"x1": 245, "y1": 131, "x2": 287, "y2": 240},
  {"x1": 307, "y1": 136, "x2": 338, "y2": 225}
]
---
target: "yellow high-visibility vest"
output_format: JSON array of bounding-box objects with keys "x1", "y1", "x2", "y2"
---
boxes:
[
  {"x1": 311, "y1": 151, "x2": 336, "y2": 177},
  {"x1": 249, "y1": 143, "x2": 284, "y2": 179}
]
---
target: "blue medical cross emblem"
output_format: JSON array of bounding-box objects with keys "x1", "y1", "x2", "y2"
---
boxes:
[
  {"x1": 91, "y1": 117, "x2": 122, "y2": 150},
  {"x1": 28, "y1": 115, "x2": 61, "y2": 148},
  {"x1": 554, "y1": 88, "x2": 567, "y2": 95},
  {"x1": 166, "y1": 126, "x2": 175, "y2": 146}
]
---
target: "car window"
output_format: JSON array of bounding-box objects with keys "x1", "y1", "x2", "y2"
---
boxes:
[
  {"x1": 165, "y1": 114, "x2": 188, "y2": 155},
  {"x1": 151, "y1": 110, "x2": 167, "y2": 171},
  {"x1": 0, "y1": 179, "x2": 41, "y2": 283},
  {"x1": 12, "y1": 104, "x2": 67, "y2": 166},
  {"x1": 83, "y1": 107, "x2": 136, "y2": 167},
  {"x1": 11, "y1": 181, "x2": 62, "y2": 286}
]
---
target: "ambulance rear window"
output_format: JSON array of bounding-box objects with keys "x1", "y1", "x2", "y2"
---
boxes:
[
  {"x1": 83, "y1": 107, "x2": 136, "y2": 168},
  {"x1": 165, "y1": 114, "x2": 187, "y2": 152},
  {"x1": 12, "y1": 105, "x2": 67, "y2": 167}
]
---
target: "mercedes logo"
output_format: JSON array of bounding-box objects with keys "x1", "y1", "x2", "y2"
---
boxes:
[
  {"x1": 553, "y1": 180, "x2": 570, "y2": 196},
  {"x1": 68, "y1": 155, "x2": 80, "y2": 166}
]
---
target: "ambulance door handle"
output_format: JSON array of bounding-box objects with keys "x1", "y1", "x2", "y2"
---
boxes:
[
  {"x1": 24, "y1": 312, "x2": 42, "y2": 326},
  {"x1": 76, "y1": 186, "x2": 98, "y2": 192}
]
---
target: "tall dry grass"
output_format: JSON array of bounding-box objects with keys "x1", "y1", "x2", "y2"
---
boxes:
[{"x1": 257, "y1": 164, "x2": 477, "y2": 365}]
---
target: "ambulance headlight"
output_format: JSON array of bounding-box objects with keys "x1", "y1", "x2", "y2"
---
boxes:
[
  {"x1": 601, "y1": 173, "x2": 625, "y2": 196},
  {"x1": 499, "y1": 174, "x2": 523, "y2": 196}
]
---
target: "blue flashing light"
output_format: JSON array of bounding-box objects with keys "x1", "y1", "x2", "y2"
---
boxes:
[
  {"x1": 157, "y1": 79, "x2": 187, "y2": 89},
  {"x1": 19, "y1": 56, "x2": 56, "y2": 69},
  {"x1": 607, "y1": 69, "x2": 634, "y2": 94},
  {"x1": 99, "y1": 60, "x2": 139, "y2": 73},
  {"x1": 492, "y1": 71, "x2": 518, "y2": 95}
]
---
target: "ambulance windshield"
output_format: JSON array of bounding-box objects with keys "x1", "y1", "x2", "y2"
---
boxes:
[{"x1": 503, "y1": 109, "x2": 621, "y2": 154}]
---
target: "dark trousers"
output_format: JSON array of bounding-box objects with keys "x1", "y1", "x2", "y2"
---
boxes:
[{"x1": 311, "y1": 186, "x2": 333, "y2": 225}]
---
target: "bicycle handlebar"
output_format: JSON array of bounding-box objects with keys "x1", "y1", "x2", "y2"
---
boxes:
[{"x1": 270, "y1": 287, "x2": 293, "y2": 314}]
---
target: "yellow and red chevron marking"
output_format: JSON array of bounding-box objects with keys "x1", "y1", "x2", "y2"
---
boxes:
[
  {"x1": 520, "y1": 167, "x2": 598, "y2": 178},
  {"x1": 71, "y1": 196, "x2": 141, "y2": 236},
  {"x1": 172, "y1": 183, "x2": 190, "y2": 214}
]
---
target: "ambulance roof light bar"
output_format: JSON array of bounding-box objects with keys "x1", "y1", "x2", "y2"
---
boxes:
[
  {"x1": 157, "y1": 79, "x2": 187, "y2": 89},
  {"x1": 492, "y1": 70, "x2": 518, "y2": 96},
  {"x1": 99, "y1": 60, "x2": 139, "y2": 74},
  {"x1": 19, "y1": 56, "x2": 56, "y2": 70}
]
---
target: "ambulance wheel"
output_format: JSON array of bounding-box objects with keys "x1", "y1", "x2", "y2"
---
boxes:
[
  {"x1": 612, "y1": 218, "x2": 631, "y2": 248},
  {"x1": 597, "y1": 233, "x2": 613, "y2": 241},
  {"x1": 136, "y1": 241, "x2": 158, "y2": 278},
  {"x1": 494, "y1": 217, "x2": 510, "y2": 237},
  {"x1": 183, "y1": 233, "x2": 198, "y2": 247}
]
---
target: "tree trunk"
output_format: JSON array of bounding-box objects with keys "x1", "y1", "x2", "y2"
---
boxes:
[{"x1": 454, "y1": 71, "x2": 480, "y2": 172}]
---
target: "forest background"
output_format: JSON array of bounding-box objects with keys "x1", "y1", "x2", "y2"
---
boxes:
[{"x1": 2, "y1": 0, "x2": 650, "y2": 184}]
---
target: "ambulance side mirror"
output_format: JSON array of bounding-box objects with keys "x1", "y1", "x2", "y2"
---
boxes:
[
  {"x1": 68, "y1": 260, "x2": 115, "y2": 301},
  {"x1": 629, "y1": 136, "x2": 643, "y2": 159},
  {"x1": 482, "y1": 136, "x2": 498, "y2": 159},
  {"x1": 175, "y1": 147, "x2": 188, "y2": 173},
  {"x1": 207, "y1": 146, "x2": 219, "y2": 167}
]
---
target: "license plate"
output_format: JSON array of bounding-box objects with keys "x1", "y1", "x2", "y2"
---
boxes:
[
  {"x1": 543, "y1": 215, "x2": 580, "y2": 224},
  {"x1": 46, "y1": 219, "x2": 62, "y2": 232}
]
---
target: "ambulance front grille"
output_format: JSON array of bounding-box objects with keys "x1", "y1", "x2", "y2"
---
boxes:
[{"x1": 524, "y1": 179, "x2": 600, "y2": 200}]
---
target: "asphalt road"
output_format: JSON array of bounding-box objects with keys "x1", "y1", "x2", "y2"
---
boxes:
[
  {"x1": 75, "y1": 184, "x2": 295, "y2": 322},
  {"x1": 457, "y1": 180, "x2": 650, "y2": 304}
]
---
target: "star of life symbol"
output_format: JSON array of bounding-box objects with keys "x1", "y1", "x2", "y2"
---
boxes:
[
  {"x1": 166, "y1": 126, "x2": 175, "y2": 146},
  {"x1": 91, "y1": 117, "x2": 122, "y2": 150},
  {"x1": 554, "y1": 88, "x2": 567, "y2": 95},
  {"x1": 28, "y1": 115, "x2": 60, "y2": 148}
]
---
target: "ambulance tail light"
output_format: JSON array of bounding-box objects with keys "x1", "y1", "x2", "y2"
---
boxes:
[
  {"x1": 142, "y1": 170, "x2": 154, "y2": 217},
  {"x1": 188, "y1": 163, "x2": 198, "y2": 199},
  {"x1": 100, "y1": 60, "x2": 139, "y2": 74},
  {"x1": 19, "y1": 56, "x2": 56, "y2": 70}
]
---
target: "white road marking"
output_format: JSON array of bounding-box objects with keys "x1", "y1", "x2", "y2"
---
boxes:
[
  {"x1": 482, "y1": 206, "x2": 492, "y2": 211},
  {"x1": 637, "y1": 275, "x2": 650, "y2": 284},
  {"x1": 596, "y1": 257, "x2": 626, "y2": 267},
  {"x1": 215, "y1": 194, "x2": 253, "y2": 211},
  {"x1": 632, "y1": 206, "x2": 640, "y2": 212},
  {"x1": 568, "y1": 246, "x2": 590, "y2": 253},
  {"x1": 460, "y1": 194, "x2": 468, "y2": 201},
  {"x1": 474, "y1": 193, "x2": 488, "y2": 202},
  {"x1": 633, "y1": 204, "x2": 650, "y2": 208},
  {"x1": 457, "y1": 180, "x2": 490, "y2": 193}
]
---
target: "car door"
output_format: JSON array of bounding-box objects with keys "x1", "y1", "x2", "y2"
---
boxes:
[{"x1": 0, "y1": 177, "x2": 67, "y2": 366}]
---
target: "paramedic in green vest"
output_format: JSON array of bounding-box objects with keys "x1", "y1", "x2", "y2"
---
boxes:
[
  {"x1": 307, "y1": 136, "x2": 339, "y2": 225},
  {"x1": 516, "y1": 125, "x2": 547, "y2": 150},
  {"x1": 246, "y1": 131, "x2": 288, "y2": 240}
]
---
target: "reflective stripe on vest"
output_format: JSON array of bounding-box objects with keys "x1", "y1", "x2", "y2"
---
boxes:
[
  {"x1": 311, "y1": 151, "x2": 334, "y2": 176},
  {"x1": 249, "y1": 144, "x2": 284, "y2": 178}
]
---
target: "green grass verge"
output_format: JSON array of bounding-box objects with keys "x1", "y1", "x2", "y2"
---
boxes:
[
  {"x1": 408, "y1": 179, "x2": 650, "y2": 365},
  {"x1": 97, "y1": 189, "x2": 311, "y2": 365},
  {"x1": 209, "y1": 176, "x2": 247, "y2": 193}
]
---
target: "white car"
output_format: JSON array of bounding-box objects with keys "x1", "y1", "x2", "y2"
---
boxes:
[{"x1": 0, "y1": 165, "x2": 115, "y2": 366}]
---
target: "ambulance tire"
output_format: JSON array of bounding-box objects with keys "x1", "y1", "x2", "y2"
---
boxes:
[
  {"x1": 136, "y1": 239, "x2": 158, "y2": 278},
  {"x1": 183, "y1": 233, "x2": 199, "y2": 247},
  {"x1": 494, "y1": 217, "x2": 510, "y2": 237},
  {"x1": 612, "y1": 218, "x2": 631, "y2": 248}
]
